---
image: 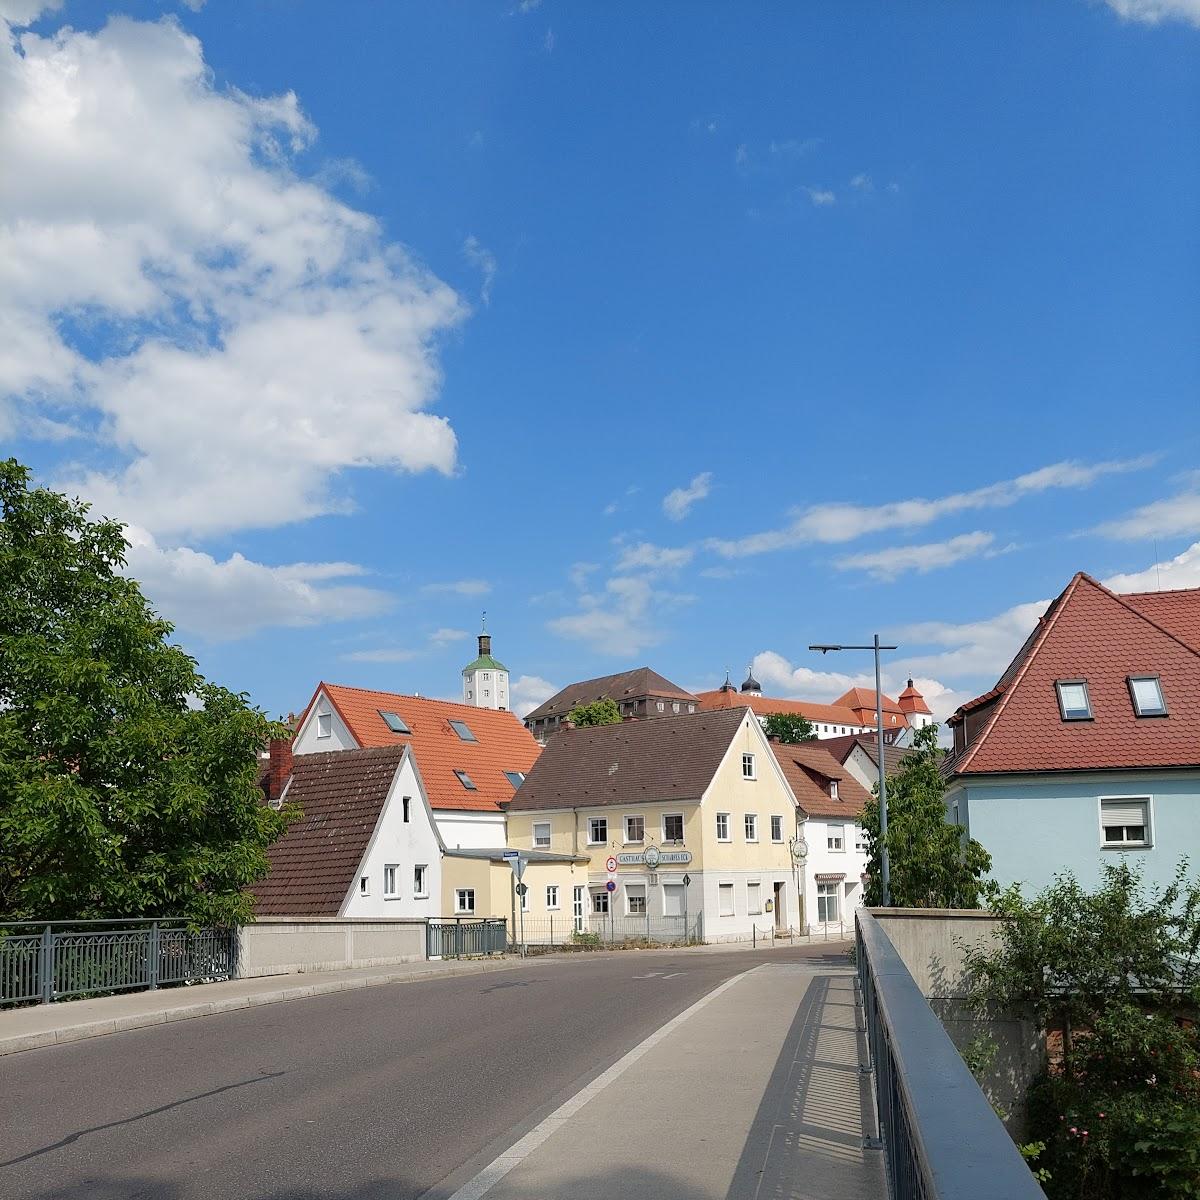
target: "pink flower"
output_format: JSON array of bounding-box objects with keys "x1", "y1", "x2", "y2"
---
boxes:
[
  {"x1": 1070, "y1": 1127, "x2": 1078, "y2": 1134},
  {"x1": 1098, "y1": 1113, "x2": 1105, "y2": 1119}
]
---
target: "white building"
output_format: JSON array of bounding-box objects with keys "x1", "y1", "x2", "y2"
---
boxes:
[{"x1": 461, "y1": 623, "x2": 510, "y2": 711}]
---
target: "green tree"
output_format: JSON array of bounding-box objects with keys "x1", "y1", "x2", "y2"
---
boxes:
[
  {"x1": 763, "y1": 712, "x2": 817, "y2": 743},
  {"x1": 861, "y1": 723, "x2": 993, "y2": 908},
  {"x1": 963, "y1": 862, "x2": 1200, "y2": 1200},
  {"x1": 0, "y1": 459, "x2": 294, "y2": 925},
  {"x1": 567, "y1": 697, "x2": 622, "y2": 727}
]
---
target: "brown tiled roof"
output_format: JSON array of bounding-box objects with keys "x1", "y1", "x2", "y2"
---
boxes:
[
  {"x1": 1122, "y1": 588, "x2": 1200, "y2": 652},
  {"x1": 769, "y1": 741, "x2": 871, "y2": 819},
  {"x1": 508, "y1": 707, "x2": 751, "y2": 812},
  {"x1": 297, "y1": 684, "x2": 541, "y2": 812},
  {"x1": 523, "y1": 667, "x2": 696, "y2": 722},
  {"x1": 252, "y1": 746, "x2": 405, "y2": 915},
  {"x1": 821, "y1": 733, "x2": 913, "y2": 778},
  {"x1": 948, "y1": 573, "x2": 1200, "y2": 776},
  {"x1": 694, "y1": 689, "x2": 871, "y2": 728}
]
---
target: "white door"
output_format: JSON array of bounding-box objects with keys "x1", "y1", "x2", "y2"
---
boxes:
[{"x1": 572, "y1": 885, "x2": 585, "y2": 933}]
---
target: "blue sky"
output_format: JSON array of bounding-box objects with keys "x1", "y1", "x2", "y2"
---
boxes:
[{"x1": 2, "y1": 0, "x2": 1198, "y2": 722}]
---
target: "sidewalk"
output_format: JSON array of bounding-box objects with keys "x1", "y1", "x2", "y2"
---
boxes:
[
  {"x1": 0, "y1": 955, "x2": 522, "y2": 1057},
  {"x1": 444, "y1": 960, "x2": 884, "y2": 1200}
]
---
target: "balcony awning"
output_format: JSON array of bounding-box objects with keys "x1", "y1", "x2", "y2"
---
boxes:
[{"x1": 815, "y1": 872, "x2": 846, "y2": 882}]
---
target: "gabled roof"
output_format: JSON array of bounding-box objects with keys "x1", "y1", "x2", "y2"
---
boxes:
[
  {"x1": 523, "y1": 667, "x2": 696, "y2": 722},
  {"x1": 508, "y1": 707, "x2": 752, "y2": 812},
  {"x1": 768, "y1": 741, "x2": 871, "y2": 819},
  {"x1": 833, "y1": 687, "x2": 907, "y2": 717},
  {"x1": 253, "y1": 746, "x2": 405, "y2": 915},
  {"x1": 948, "y1": 574, "x2": 1200, "y2": 776},
  {"x1": 694, "y1": 689, "x2": 868, "y2": 728},
  {"x1": 821, "y1": 732, "x2": 913, "y2": 778},
  {"x1": 298, "y1": 683, "x2": 541, "y2": 812}
]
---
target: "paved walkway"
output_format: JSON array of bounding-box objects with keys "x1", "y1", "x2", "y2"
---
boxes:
[{"x1": 445, "y1": 961, "x2": 883, "y2": 1200}]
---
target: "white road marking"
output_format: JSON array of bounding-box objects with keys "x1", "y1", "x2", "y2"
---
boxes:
[
  {"x1": 440, "y1": 968, "x2": 757, "y2": 1200},
  {"x1": 632, "y1": 971, "x2": 662, "y2": 979},
  {"x1": 661, "y1": 972, "x2": 684, "y2": 979}
]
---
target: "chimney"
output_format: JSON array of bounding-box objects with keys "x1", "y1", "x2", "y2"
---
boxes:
[
  {"x1": 266, "y1": 736, "x2": 293, "y2": 805},
  {"x1": 562, "y1": 717, "x2": 576, "y2": 731}
]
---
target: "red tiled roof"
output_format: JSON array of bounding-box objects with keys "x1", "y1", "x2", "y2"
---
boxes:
[
  {"x1": 1122, "y1": 589, "x2": 1200, "y2": 653},
  {"x1": 768, "y1": 741, "x2": 871, "y2": 819},
  {"x1": 298, "y1": 683, "x2": 542, "y2": 812},
  {"x1": 897, "y1": 682, "x2": 932, "y2": 715},
  {"x1": 833, "y1": 687, "x2": 907, "y2": 717},
  {"x1": 949, "y1": 574, "x2": 1200, "y2": 776},
  {"x1": 694, "y1": 689, "x2": 870, "y2": 728}
]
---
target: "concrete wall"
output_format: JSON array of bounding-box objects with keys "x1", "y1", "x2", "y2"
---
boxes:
[
  {"x1": 238, "y1": 918, "x2": 426, "y2": 978},
  {"x1": 870, "y1": 908, "x2": 1044, "y2": 1132}
]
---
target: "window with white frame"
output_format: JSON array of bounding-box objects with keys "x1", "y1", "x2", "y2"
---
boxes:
[
  {"x1": 817, "y1": 882, "x2": 840, "y2": 923},
  {"x1": 827, "y1": 825, "x2": 845, "y2": 852},
  {"x1": 1128, "y1": 676, "x2": 1168, "y2": 718},
  {"x1": 742, "y1": 752, "x2": 757, "y2": 779},
  {"x1": 359, "y1": 874, "x2": 369, "y2": 896},
  {"x1": 1101, "y1": 798, "x2": 1151, "y2": 847},
  {"x1": 747, "y1": 881, "x2": 762, "y2": 914},
  {"x1": 829, "y1": 780, "x2": 839, "y2": 799},
  {"x1": 656, "y1": 701, "x2": 665, "y2": 712},
  {"x1": 546, "y1": 885, "x2": 560, "y2": 909},
  {"x1": 663, "y1": 813, "x2": 684, "y2": 843},
  {"x1": 533, "y1": 821, "x2": 551, "y2": 848},
  {"x1": 455, "y1": 888, "x2": 475, "y2": 914},
  {"x1": 317, "y1": 711, "x2": 332, "y2": 739},
  {"x1": 719, "y1": 882, "x2": 735, "y2": 916},
  {"x1": 1055, "y1": 679, "x2": 1093, "y2": 721},
  {"x1": 624, "y1": 814, "x2": 645, "y2": 843},
  {"x1": 383, "y1": 865, "x2": 399, "y2": 897},
  {"x1": 771, "y1": 815, "x2": 783, "y2": 842},
  {"x1": 592, "y1": 889, "x2": 609, "y2": 914},
  {"x1": 716, "y1": 812, "x2": 731, "y2": 841},
  {"x1": 672, "y1": 701, "x2": 680, "y2": 713},
  {"x1": 744, "y1": 813, "x2": 758, "y2": 842},
  {"x1": 855, "y1": 829, "x2": 868, "y2": 854},
  {"x1": 626, "y1": 884, "x2": 647, "y2": 915},
  {"x1": 413, "y1": 865, "x2": 428, "y2": 897},
  {"x1": 588, "y1": 817, "x2": 608, "y2": 845}
]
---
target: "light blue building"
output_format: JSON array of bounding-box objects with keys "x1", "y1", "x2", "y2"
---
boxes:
[{"x1": 943, "y1": 573, "x2": 1200, "y2": 896}]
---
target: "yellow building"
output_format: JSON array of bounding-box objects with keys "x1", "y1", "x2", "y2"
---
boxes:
[{"x1": 505, "y1": 708, "x2": 801, "y2": 941}]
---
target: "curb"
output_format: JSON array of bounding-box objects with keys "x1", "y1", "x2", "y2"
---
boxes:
[{"x1": 0, "y1": 957, "x2": 522, "y2": 1057}]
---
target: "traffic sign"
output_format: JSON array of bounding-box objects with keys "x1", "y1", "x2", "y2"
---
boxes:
[
  {"x1": 502, "y1": 849, "x2": 519, "y2": 861},
  {"x1": 605, "y1": 856, "x2": 618, "y2": 874},
  {"x1": 515, "y1": 882, "x2": 528, "y2": 897},
  {"x1": 605, "y1": 879, "x2": 617, "y2": 893},
  {"x1": 682, "y1": 873, "x2": 691, "y2": 887}
]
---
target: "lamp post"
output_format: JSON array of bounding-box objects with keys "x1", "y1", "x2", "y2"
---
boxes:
[{"x1": 809, "y1": 634, "x2": 898, "y2": 907}]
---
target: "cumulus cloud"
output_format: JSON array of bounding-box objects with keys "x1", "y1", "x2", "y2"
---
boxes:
[
  {"x1": 1096, "y1": 490, "x2": 1200, "y2": 540},
  {"x1": 615, "y1": 541, "x2": 695, "y2": 572},
  {"x1": 1101, "y1": 540, "x2": 1200, "y2": 592},
  {"x1": 549, "y1": 574, "x2": 693, "y2": 656},
  {"x1": 663, "y1": 472, "x2": 713, "y2": 520},
  {"x1": 835, "y1": 531, "x2": 996, "y2": 580},
  {"x1": 511, "y1": 674, "x2": 556, "y2": 717},
  {"x1": 0, "y1": 2, "x2": 60, "y2": 22},
  {"x1": 1102, "y1": 0, "x2": 1200, "y2": 26},
  {"x1": 0, "y1": 14, "x2": 465, "y2": 540}
]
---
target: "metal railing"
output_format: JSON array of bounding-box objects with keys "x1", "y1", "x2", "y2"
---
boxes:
[
  {"x1": 426, "y1": 918, "x2": 508, "y2": 959},
  {"x1": 855, "y1": 911, "x2": 1046, "y2": 1200},
  {"x1": 0, "y1": 920, "x2": 237, "y2": 1006},
  {"x1": 512, "y1": 912, "x2": 703, "y2": 949}
]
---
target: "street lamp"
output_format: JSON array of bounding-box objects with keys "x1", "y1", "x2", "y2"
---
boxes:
[{"x1": 809, "y1": 634, "x2": 898, "y2": 907}]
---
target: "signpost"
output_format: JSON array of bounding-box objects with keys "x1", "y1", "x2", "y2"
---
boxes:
[
  {"x1": 504, "y1": 850, "x2": 527, "y2": 957},
  {"x1": 682, "y1": 872, "x2": 691, "y2": 943}
]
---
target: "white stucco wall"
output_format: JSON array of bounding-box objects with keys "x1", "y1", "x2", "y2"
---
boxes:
[
  {"x1": 463, "y1": 667, "x2": 510, "y2": 710},
  {"x1": 434, "y1": 809, "x2": 507, "y2": 850},
  {"x1": 799, "y1": 815, "x2": 868, "y2": 933},
  {"x1": 293, "y1": 689, "x2": 359, "y2": 755}
]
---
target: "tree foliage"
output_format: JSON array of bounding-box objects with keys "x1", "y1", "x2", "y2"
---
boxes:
[
  {"x1": 964, "y1": 862, "x2": 1200, "y2": 1199},
  {"x1": 567, "y1": 697, "x2": 622, "y2": 727},
  {"x1": 860, "y1": 723, "x2": 993, "y2": 908},
  {"x1": 0, "y1": 459, "x2": 294, "y2": 925},
  {"x1": 762, "y1": 712, "x2": 817, "y2": 743}
]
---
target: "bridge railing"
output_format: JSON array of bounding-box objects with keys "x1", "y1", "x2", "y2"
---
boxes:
[
  {"x1": 856, "y1": 910, "x2": 1046, "y2": 1200},
  {"x1": 426, "y1": 918, "x2": 508, "y2": 959}
]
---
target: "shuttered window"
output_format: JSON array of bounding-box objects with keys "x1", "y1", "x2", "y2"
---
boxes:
[{"x1": 1101, "y1": 798, "x2": 1150, "y2": 847}]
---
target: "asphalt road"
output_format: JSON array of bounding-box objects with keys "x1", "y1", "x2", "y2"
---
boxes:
[{"x1": 1, "y1": 944, "x2": 848, "y2": 1200}]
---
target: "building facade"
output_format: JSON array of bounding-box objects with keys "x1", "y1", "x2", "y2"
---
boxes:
[{"x1": 461, "y1": 625, "x2": 510, "y2": 711}]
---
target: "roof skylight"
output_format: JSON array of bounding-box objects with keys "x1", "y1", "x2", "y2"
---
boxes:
[
  {"x1": 1055, "y1": 680, "x2": 1093, "y2": 721},
  {"x1": 1128, "y1": 676, "x2": 1168, "y2": 718},
  {"x1": 449, "y1": 719, "x2": 478, "y2": 742},
  {"x1": 380, "y1": 711, "x2": 411, "y2": 734},
  {"x1": 454, "y1": 769, "x2": 477, "y2": 790},
  {"x1": 503, "y1": 770, "x2": 526, "y2": 789}
]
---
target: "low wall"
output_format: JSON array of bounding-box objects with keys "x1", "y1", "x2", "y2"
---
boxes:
[
  {"x1": 869, "y1": 908, "x2": 1044, "y2": 1132},
  {"x1": 237, "y1": 918, "x2": 426, "y2": 979}
]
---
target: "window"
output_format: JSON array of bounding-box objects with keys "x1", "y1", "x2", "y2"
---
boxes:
[
  {"x1": 454, "y1": 769, "x2": 477, "y2": 790},
  {"x1": 482, "y1": 672, "x2": 490, "y2": 681},
  {"x1": 688, "y1": 704, "x2": 695, "y2": 713},
  {"x1": 573, "y1": 886, "x2": 585, "y2": 932},
  {"x1": 829, "y1": 780, "x2": 839, "y2": 800},
  {"x1": 719, "y1": 882, "x2": 735, "y2": 917},
  {"x1": 483, "y1": 690, "x2": 489, "y2": 698},
  {"x1": 546, "y1": 885, "x2": 560, "y2": 909},
  {"x1": 817, "y1": 882, "x2": 840, "y2": 923},
  {"x1": 533, "y1": 821, "x2": 551, "y2": 848},
  {"x1": 317, "y1": 711, "x2": 331, "y2": 739},
  {"x1": 747, "y1": 881, "x2": 762, "y2": 914},
  {"x1": 626, "y1": 884, "x2": 647, "y2": 915},
  {"x1": 672, "y1": 701, "x2": 681, "y2": 713},
  {"x1": 716, "y1": 812, "x2": 731, "y2": 841},
  {"x1": 1129, "y1": 676, "x2": 1168, "y2": 718},
  {"x1": 855, "y1": 830, "x2": 868, "y2": 854},
  {"x1": 771, "y1": 815, "x2": 783, "y2": 843},
  {"x1": 624, "y1": 815, "x2": 645, "y2": 843},
  {"x1": 455, "y1": 888, "x2": 475, "y2": 914},
  {"x1": 449, "y1": 719, "x2": 478, "y2": 742},
  {"x1": 359, "y1": 875, "x2": 369, "y2": 896},
  {"x1": 592, "y1": 890, "x2": 609, "y2": 914},
  {"x1": 588, "y1": 817, "x2": 608, "y2": 845},
  {"x1": 1055, "y1": 680, "x2": 1093, "y2": 721},
  {"x1": 383, "y1": 864, "x2": 398, "y2": 897},
  {"x1": 663, "y1": 813, "x2": 684, "y2": 843},
  {"x1": 742, "y1": 752, "x2": 757, "y2": 779},
  {"x1": 828, "y1": 825, "x2": 845, "y2": 852},
  {"x1": 504, "y1": 770, "x2": 526, "y2": 789},
  {"x1": 402, "y1": 796, "x2": 411, "y2": 823},
  {"x1": 413, "y1": 865, "x2": 428, "y2": 897},
  {"x1": 380, "y1": 710, "x2": 410, "y2": 734},
  {"x1": 1101, "y1": 798, "x2": 1151, "y2": 847},
  {"x1": 744, "y1": 813, "x2": 758, "y2": 842}
]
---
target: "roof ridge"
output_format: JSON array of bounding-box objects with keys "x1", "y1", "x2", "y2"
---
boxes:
[
  {"x1": 323, "y1": 682, "x2": 521, "y2": 716},
  {"x1": 1092, "y1": 577, "x2": 1200, "y2": 660}
]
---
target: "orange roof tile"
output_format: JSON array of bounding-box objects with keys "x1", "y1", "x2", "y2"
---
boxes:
[
  {"x1": 833, "y1": 687, "x2": 907, "y2": 716},
  {"x1": 299, "y1": 683, "x2": 542, "y2": 812},
  {"x1": 693, "y1": 689, "x2": 868, "y2": 728}
]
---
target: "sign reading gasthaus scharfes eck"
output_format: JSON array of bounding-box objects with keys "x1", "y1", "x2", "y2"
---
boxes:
[{"x1": 616, "y1": 850, "x2": 692, "y2": 866}]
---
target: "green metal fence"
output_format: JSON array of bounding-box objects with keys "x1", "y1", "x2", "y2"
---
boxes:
[{"x1": 426, "y1": 918, "x2": 507, "y2": 959}]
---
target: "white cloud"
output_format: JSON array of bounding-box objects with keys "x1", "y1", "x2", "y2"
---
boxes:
[
  {"x1": 663, "y1": 471, "x2": 713, "y2": 520},
  {"x1": 549, "y1": 574, "x2": 692, "y2": 656},
  {"x1": 1103, "y1": 0, "x2": 1200, "y2": 27},
  {"x1": 1096, "y1": 491, "x2": 1200, "y2": 540},
  {"x1": 750, "y1": 650, "x2": 868, "y2": 702},
  {"x1": 0, "y1": 2, "x2": 59, "y2": 22},
  {"x1": 709, "y1": 457, "x2": 1153, "y2": 557},
  {"x1": 511, "y1": 674, "x2": 556, "y2": 717},
  {"x1": 422, "y1": 579, "x2": 491, "y2": 596},
  {"x1": 1102, "y1": 540, "x2": 1200, "y2": 592},
  {"x1": 615, "y1": 541, "x2": 695, "y2": 572},
  {"x1": 340, "y1": 647, "x2": 418, "y2": 664},
  {"x1": 769, "y1": 138, "x2": 820, "y2": 158},
  {"x1": 122, "y1": 526, "x2": 392, "y2": 640},
  {"x1": 462, "y1": 235, "x2": 497, "y2": 306},
  {"x1": 516, "y1": 0, "x2": 542, "y2": 11},
  {"x1": 568, "y1": 561, "x2": 600, "y2": 590},
  {"x1": 835, "y1": 531, "x2": 996, "y2": 580},
  {"x1": 804, "y1": 187, "x2": 836, "y2": 207},
  {"x1": 0, "y1": 15, "x2": 466, "y2": 539},
  {"x1": 429, "y1": 626, "x2": 469, "y2": 646},
  {"x1": 849, "y1": 173, "x2": 872, "y2": 190}
]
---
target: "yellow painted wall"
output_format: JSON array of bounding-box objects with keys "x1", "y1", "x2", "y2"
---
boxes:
[{"x1": 440, "y1": 855, "x2": 584, "y2": 924}]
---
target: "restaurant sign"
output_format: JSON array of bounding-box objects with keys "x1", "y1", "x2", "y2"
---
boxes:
[{"x1": 617, "y1": 849, "x2": 692, "y2": 866}]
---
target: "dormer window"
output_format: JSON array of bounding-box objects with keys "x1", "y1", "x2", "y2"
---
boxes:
[
  {"x1": 454, "y1": 769, "x2": 477, "y2": 790},
  {"x1": 449, "y1": 720, "x2": 478, "y2": 742},
  {"x1": 829, "y1": 780, "x2": 839, "y2": 800},
  {"x1": 1128, "y1": 676, "x2": 1168, "y2": 718},
  {"x1": 1055, "y1": 680, "x2": 1093, "y2": 721},
  {"x1": 317, "y1": 711, "x2": 332, "y2": 738},
  {"x1": 380, "y1": 711, "x2": 410, "y2": 734}
]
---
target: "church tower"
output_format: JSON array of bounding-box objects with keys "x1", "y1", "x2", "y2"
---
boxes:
[{"x1": 462, "y1": 615, "x2": 510, "y2": 710}]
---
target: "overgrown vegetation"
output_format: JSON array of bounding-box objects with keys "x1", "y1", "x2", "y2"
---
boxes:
[
  {"x1": 0, "y1": 459, "x2": 294, "y2": 925},
  {"x1": 762, "y1": 711, "x2": 817, "y2": 743},
  {"x1": 567, "y1": 697, "x2": 622, "y2": 727}
]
